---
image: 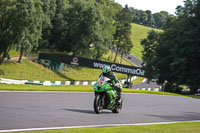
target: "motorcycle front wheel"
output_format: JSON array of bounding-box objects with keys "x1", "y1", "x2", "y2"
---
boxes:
[
  {"x1": 112, "y1": 99, "x2": 122, "y2": 113},
  {"x1": 94, "y1": 94, "x2": 103, "y2": 114}
]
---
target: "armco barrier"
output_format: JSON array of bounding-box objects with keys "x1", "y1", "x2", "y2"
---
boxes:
[
  {"x1": 0, "y1": 78, "x2": 129, "y2": 86},
  {"x1": 0, "y1": 78, "x2": 161, "y2": 91},
  {"x1": 0, "y1": 78, "x2": 98, "y2": 86},
  {"x1": 135, "y1": 88, "x2": 161, "y2": 92},
  {"x1": 0, "y1": 78, "x2": 28, "y2": 84}
]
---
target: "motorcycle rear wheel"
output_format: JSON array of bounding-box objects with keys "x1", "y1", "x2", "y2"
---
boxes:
[{"x1": 94, "y1": 94, "x2": 103, "y2": 114}]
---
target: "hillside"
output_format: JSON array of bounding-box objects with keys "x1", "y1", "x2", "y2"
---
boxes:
[
  {"x1": 0, "y1": 51, "x2": 133, "y2": 81},
  {"x1": 130, "y1": 23, "x2": 163, "y2": 59},
  {"x1": 0, "y1": 23, "x2": 161, "y2": 82}
]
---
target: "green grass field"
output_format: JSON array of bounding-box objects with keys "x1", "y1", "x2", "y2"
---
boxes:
[
  {"x1": 7, "y1": 122, "x2": 200, "y2": 133},
  {"x1": 130, "y1": 23, "x2": 162, "y2": 59}
]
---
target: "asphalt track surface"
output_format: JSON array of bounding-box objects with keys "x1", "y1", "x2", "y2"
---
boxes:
[
  {"x1": 123, "y1": 54, "x2": 143, "y2": 67},
  {"x1": 0, "y1": 91, "x2": 200, "y2": 131}
]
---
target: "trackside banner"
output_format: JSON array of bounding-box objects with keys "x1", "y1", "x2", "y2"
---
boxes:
[{"x1": 38, "y1": 53, "x2": 145, "y2": 77}]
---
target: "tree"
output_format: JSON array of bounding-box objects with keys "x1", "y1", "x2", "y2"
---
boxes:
[
  {"x1": 145, "y1": 10, "x2": 155, "y2": 27},
  {"x1": 142, "y1": 0, "x2": 200, "y2": 93},
  {"x1": 167, "y1": 0, "x2": 200, "y2": 93},
  {"x1": 38, "y1": 0, "x2": 57, "y2": 50},
  {"x1": 129, "y1": 7, "x2": 173, "y2": 29},
  {"x1": 49, "y1": 0, "x2": 120, "y2": 59},
  {"x1": 14, "y1": 0, "x2": 44, "y2": 63},
  {"x1": 0, "y1": 0, "x2": 16, "y2": 64},
  {"x1": 141, "y1": 30, "x2": 161, "y2": 80},
  {"x1": 93, "y1": 0, "x2": 120, "y2": 60},
  {"x1": 153, "y1": 11, "x2": 170, "y2": 29},
  {"x1": 50, "y1": 0, "x2": 104, "y2": 57},
  {"x1": 49, "y1": 0, "x2": 70, "y2": 52},
  {"x1": 114, "y1": 5, "x2": 133, "y2": 63}
]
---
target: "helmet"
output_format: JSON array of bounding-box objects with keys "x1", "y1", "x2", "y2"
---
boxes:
[{"x1": 102, "y1": 66, "x2": 111, "y2": 74}]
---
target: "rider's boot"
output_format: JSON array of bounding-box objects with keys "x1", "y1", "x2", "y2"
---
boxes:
[{"x1": 116, "y1": 89, "x2": 122, "y2": 104}]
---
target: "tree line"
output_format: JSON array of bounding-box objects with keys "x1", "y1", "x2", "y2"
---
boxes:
[
  {"x1": 0, "y1": 0, "x2": 132, "y2": 64},
  {"x1": 141, "y1": 0, "x2": 200, "y2": 93},
  {"x1": 129, "y1": 7, "x2": 174, "y2": 29}
]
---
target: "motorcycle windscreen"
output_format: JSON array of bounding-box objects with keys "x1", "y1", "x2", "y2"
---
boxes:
[{"x1": 97, "y1": 75, "x2": 111, "y2": 86}]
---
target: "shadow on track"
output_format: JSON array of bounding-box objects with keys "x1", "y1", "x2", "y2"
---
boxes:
[
  {"x1": 63, "y1": 109, "x2": 112, "y2": 114},
  {"x1": 146, "y1": 111, "x2": 200, "y2": 121}
]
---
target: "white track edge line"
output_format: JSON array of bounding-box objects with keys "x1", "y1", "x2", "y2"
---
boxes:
[
  {"x1": 1, "y1": 120, "x2": 200, "y2": 133},
  {"x1": 0, "y1": 91, "x2": 141, "y2": 95},
  {"x1": 0, "y1": 90, "x2": 93, "y2": 94}
]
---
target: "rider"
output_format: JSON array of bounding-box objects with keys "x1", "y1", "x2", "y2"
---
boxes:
[{"x1": 101, "y1": 66, "x2": 122, "y2": 103}]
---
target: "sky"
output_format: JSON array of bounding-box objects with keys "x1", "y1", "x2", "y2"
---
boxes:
[{"x1": 114, "y1": 0, "x2": 185, "y2": 14}]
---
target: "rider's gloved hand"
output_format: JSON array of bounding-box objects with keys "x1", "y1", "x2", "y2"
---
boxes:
[
  {"x1": 110, "y1": 83, "x2": 114, "y2": 87},
  {"x1": 115, "y1": 82, "x2": 122, "y2": 88}
]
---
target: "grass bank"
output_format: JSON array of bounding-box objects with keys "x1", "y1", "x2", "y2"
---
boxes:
[
  {"x1": 0, "y1": 50, "x2": 135, "y2": 81},
  {"x1": 7, "y1": 122, "x2": 200, "y2": 133},
  {"x1": 130, "y1": 23, "x2": 162, "y2": 59}
]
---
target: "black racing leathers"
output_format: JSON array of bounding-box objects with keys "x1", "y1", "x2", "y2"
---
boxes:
[{"x1": 101, "y1": 72, "x2": 122, "y2": 101}]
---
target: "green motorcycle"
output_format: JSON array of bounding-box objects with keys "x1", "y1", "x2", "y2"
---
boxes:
[{"x1": 93, "y1": 75, "x2": 122, "y2": 114}]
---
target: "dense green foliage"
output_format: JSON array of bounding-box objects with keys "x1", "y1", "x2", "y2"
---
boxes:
[
  {"x1": 0, "y1": 0, "x2": 170, "y2": 64},
  {"x1": 142, "y1": 0, "x2": 200, "y2": 93},
  {"x1": 114, "y1": 5, "x2": 133, "y2": 62},
  {"x1": 0, "y1": 0, "x2": 44, "y2": 63},
  {"x1": 15, "y1": 0, "x2": 44, "y2": 63},
  {"x1": 129, "y1": 8, "x2": 175, "y2": 29},
  {"x1": 0, "y1": 0, "x2": 19, "y2": 63},
  {"x1": 0, "y1": 0, "x2": 134, "y2": 63}
]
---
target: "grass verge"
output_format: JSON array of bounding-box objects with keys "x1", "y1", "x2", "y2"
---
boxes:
[
  {"x1": 0, "y1": 84, "x2": 93, "y2": 92},
  {"x1": 0, "y1": 83, "x2": 184, "y2": 97},
  {"x1": 183, "y1": 94, "x2": 200, "y2": 99},
  {"x1": 132, "y1": 76, "x2": 144, "y2": 84},
  {"x1": 7, "y1": 122, "x2": 200, "y2": 133}
]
